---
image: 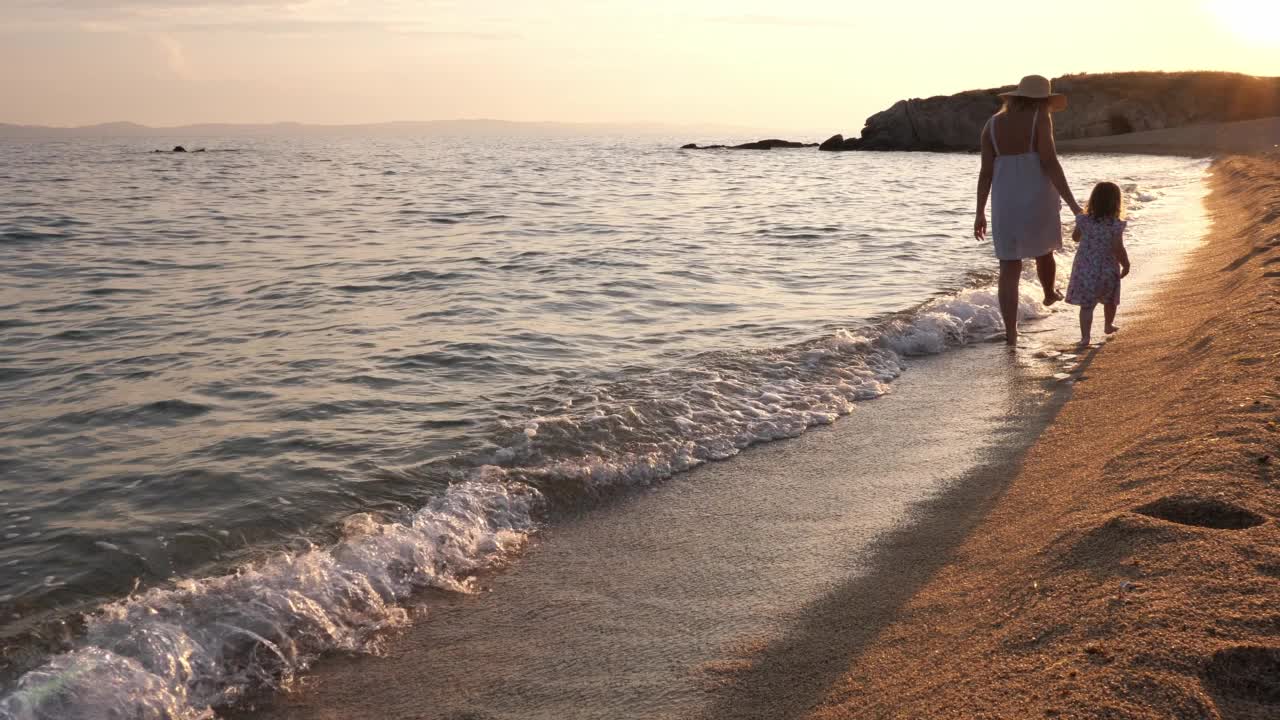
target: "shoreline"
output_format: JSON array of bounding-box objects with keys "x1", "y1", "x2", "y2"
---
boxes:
[
  {"x1": 791, "y1": 152, "x2": 1280, "y2": 718},
  {"x1": 235, "y1": 318, "x2": 1083, "y2": 720}
]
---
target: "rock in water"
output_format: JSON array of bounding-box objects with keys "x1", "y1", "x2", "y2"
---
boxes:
[
  {"x1": 731, "y1": 139, "x2": 816, "y2": 150},
  {"x1": 819, "y1": 134, "x2": 845, "y2": 151},
  {"x1": 680, "y1": 139, "x2": 817, "y2": 150}
]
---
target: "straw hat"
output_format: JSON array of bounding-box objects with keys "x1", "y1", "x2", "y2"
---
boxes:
[{"x1": 1000, "y1": 75, "x2": 1067, "y2": 112}]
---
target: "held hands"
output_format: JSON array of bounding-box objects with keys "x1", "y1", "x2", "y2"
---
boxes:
[
  {"x1": 974, "y1": 213, "x2": 987, "y2": 241},
  {"x1": 1120, "y1": 263, "x2": 1131, "y2": 279}
]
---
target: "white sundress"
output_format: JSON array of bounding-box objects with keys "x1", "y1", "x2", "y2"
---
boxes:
[{"x1": 989, "y1": 109, "x2": 1063, "y2": 261}]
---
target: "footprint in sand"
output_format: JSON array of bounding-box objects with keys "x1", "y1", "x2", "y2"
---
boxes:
[
  {"x1": 1204, "y1": 646, "x2": 1280, "y2": 706},
  {"x1": 1133, "y1": 495, "x2": 1266, "y2": 530}
]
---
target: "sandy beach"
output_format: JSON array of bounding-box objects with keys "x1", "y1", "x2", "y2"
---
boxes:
[
  {"x1": 775, "y1": 150, "x2": 1280, "y2": 719},
  {"x1": 1060, "y1": 117, "x2": 1280, "y2": 156}
]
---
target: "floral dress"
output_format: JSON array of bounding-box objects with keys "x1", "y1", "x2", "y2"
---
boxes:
[{"x1": 1065, "y1": 214, "x2": 1126, "y2": 307}]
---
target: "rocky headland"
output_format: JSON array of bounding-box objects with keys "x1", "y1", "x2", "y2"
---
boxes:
[
  {"x1": 840, "y1": 71, "x2": 1280, "y2": 151},
  {"x1": 684, "y1": 72, "x2": 1280, "y2": 153}
]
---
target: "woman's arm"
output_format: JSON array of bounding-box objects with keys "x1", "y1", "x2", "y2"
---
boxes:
[
  {"x1": 975, "y1": 120, "x2": 994, "y2": 240},
  {"x1": 1113, "y1": 227, "x2": 1131, "y2": 277},
  {"x1": 1036, "y1": 113, "x2": 1083, "y2": 215}
]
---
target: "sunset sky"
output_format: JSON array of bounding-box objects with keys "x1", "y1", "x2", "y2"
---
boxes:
[{"x1": 4, "y1": 0, "x2": 1279, "y2": 131}]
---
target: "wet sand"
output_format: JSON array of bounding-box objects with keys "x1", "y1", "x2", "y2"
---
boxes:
[
  {"x1": 240, "y1": 331, "x2": 1080, "y2": 720},
  {"x1": 800, "y1": 153, "x2": 1280, "y2": 719}
]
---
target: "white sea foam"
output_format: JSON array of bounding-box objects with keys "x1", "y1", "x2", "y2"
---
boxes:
[
  {"x1": 0, "y1": 482, "x2": 537, "y2": 720},
  {"x1": 475, "y1": 274, "x2": 1054, "y2": 501}
]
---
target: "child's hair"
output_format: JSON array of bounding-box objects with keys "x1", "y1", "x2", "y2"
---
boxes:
[{"x1": 1087, "y1": 181, "x2": 1124, "y2": 220}]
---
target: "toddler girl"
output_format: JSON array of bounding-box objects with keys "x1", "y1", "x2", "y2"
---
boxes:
[{"x1": 1065, "y1": 182, "x2": 1131, "y2": 346}]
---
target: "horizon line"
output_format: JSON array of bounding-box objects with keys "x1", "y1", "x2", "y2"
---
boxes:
[{"x1": 0, "y1": 118, "x2": 817, "y2": 133}]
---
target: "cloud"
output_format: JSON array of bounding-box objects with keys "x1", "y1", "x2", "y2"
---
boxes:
[
  {"x1": 7, "y1": 0, "x2": 508, "y2": 39},
  {"x1": 160, "y1": 19, "x2": 515, "y2": 38},
  {"x1": 149, "y1": 32, "x2": 192, "y2": 78},
  {"x1": 17, "y1": 0, "x2": 296, "y2": 8},
  {"x1": 708, "y1": 14, "x2": 858, "y2": 29}
]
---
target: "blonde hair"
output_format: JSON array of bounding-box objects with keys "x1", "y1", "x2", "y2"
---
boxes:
[{"x1": 1087, "y1": 182, "x2": 1124, "y2": 220}]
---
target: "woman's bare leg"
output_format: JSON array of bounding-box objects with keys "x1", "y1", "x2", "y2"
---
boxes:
[
  {"x1": 999, "y1": 259, "x2": 1023, "y2": 345},
  {"x1": 1036, "y1": 252, "x2": 1062, "y2": 305},
  {"x1": 1104, "y1": 303, "x2": 1119, "y2": 333}
]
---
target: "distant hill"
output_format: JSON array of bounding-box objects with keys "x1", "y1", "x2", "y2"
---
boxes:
[
  {"x1": 0, "y1": 119, "x2": 780, "y2": 139},
  {"x1": 837, "y1": 71, "x2": 1280, "y2": 152}
]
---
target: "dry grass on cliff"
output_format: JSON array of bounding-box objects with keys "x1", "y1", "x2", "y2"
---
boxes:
[{"x1": 968, "y1": 71, "x2": 1280, "y2": 123}]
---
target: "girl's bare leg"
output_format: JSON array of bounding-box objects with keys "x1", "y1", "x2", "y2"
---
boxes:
[
  {"x1": 999, "y1": 259, "x2": 1023, "y2": 345},
  {"x1": 1104, "y1": 303, "x2": 1119, "y2": 333},
  {"x1": 1079, "y1": 304, "x2": 1095, "y2": 346},
  {"x1": 1036, "y1": 252, "x2": 1063, "y2": 305}
]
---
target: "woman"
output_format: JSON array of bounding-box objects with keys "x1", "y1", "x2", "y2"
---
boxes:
[{"x1": 974, "y1": 74, "x2": 1083, "y2": 345}]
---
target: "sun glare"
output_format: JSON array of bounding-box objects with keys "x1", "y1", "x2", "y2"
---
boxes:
[{"x1": 1208, "y1": 1, "x2": 1280, "y2": 46}]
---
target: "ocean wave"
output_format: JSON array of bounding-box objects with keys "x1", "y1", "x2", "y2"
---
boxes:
[
  {"x1": 0, "y1": 271, "x2": 1055, "y2": 719},
  {"x1": 0, "y1": 482, "x2": 537, "y2": 720}
]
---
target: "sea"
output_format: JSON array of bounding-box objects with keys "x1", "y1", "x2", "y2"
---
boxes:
[{"x1": 0, "y1": 135, "x2": 1208, "y2": 719}]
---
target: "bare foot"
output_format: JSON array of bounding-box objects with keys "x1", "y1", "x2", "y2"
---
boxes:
[
  {"x1": 1105, "y1": 324, "x2": 1120, "y2": 334},
  {"x1": 1006, "y1": 331, "x2": 1018, "y2": 346},
  {"x1": 1078, "y1": 337, "x2": 1091, "y2": 349},
  {"x1": 1044, "y1": 290, "x2": 1064, "y2": 307}
]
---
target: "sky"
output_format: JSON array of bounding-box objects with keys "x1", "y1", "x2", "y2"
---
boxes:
[{"x1": 3, "y1": 0, "x2": 1280, "y2": 131}]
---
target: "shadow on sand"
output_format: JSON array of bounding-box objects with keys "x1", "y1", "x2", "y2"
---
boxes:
[{"x1": 698, "y1": 345, "x2": 1104, "y2": 720}]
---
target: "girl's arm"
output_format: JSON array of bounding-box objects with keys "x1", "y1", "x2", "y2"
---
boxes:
[
  {"x1": 1113, "y1": 226, "x2": 1131, "y2": 278},
  {"x1": 975, "y1": 120, "x2": 994, "y2": 240},
  {"x1": 1071, "y1": 225, "x2": 1081, "y2": 243},
  {"x1": 1035, "y1": 113, "x2": 1083, "y2": 215}
]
